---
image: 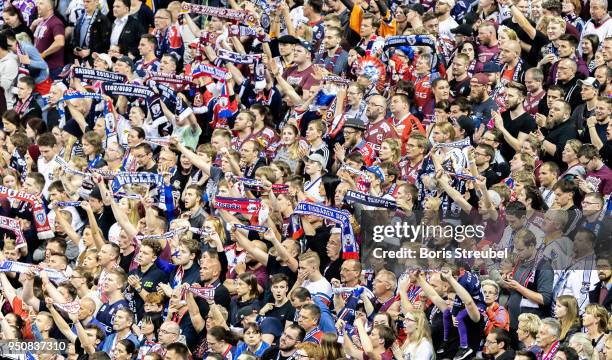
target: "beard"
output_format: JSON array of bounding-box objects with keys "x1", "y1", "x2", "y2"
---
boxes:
[
  {"x1": 366, "y1": 110, "x2": 379, "y2": 121},
  {"x1": 506, "y1": 100, "x2": 520, "y2": 111},
  {"x1": 469, "y1": 90, "x2": 484, "y2": 103}
]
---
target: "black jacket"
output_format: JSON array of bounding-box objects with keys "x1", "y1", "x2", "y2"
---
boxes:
[
  {"x1": 116, "y1": 15, "x2": 146, "y2": 58},
  {"x1": 589, "y1": 281, "x2": 612, "y2": 311},
  {"x1": 72, "y1": 11, "x2": 111, "y2": 54}
]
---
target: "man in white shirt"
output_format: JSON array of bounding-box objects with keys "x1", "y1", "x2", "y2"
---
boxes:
[
  {"x1": 36, "y1": 133, "x2": 60, "y2": 199},
  {"x1": 293, "y1": 251, "x2": 333, "y2": 306}
]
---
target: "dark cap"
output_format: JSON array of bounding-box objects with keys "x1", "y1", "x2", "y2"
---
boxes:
[
  {"x1": 117, "y1": 55, "x2": 134, "y2": 69},
  {"x1": 277, "y1": 35, "x2": 300, "y2": 44},
  {"x1": 482, "y1": 61, "x2": 502, "y2": 73},
  {"x1": 407, "y1": 3, "x2": 427, "y2": 15},
  {"x1": 89, "y1": 186, "x2": 103, "y2": 201},
  {"x1": 451, "y1": 23, "x2": 473, "y2": 37},
  {"x1": 344, "y1": 117, "x2": 367, "y2": 131},
  {"x1": 296, "y1": 40, "x2": 313, "y2": 53},
  {"x1": 238, "y1": 306, "x2": 257, "y2": 320}
]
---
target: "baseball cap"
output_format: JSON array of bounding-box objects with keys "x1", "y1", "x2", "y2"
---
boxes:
[
  {"x1": 238, "y1": 306, "x2": 257, "y2": 320},
  {"x1": 406, "y1": 3, "x2": 427, "y2": 15},
  {"x1": 365, "y1": 165, "x2": 385, "y2": 183},
  {"x1": 471, "y1": 73, "x2": 489, "y2": 86},
  {"x1": 307, "y1": 153, "x2": 327, "y2": 169},
  {"x1": 482, "y1": 61, "x2": 502, "y2": 73},
  {"x1": 451, "y1": 23, "x2": 473, "y2": 37},
  {"x1": 578, "y1": 77, "x2": 601, "y2": 89},
  {"x1": 89, "y1": 186, "x2": 103, "y2": 201},
  {"x1": 92, "y1": 53, "x2": 113, "y2": 68},
  {"x1": 116, "y1": 55, "x2": 134, "y2": 69},
  {"x1": 296, "y1": 40, "x2": 313, "y2": 53},
  {"x1": 277, "y1": 35, "x2": 300, "y2": 44},
  {"x1": 344, "y1": 117, "x2": 367, "y2": 131}
]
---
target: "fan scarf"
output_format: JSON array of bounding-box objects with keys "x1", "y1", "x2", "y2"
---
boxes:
[
  {"x1": 111, "y1": 172, "x2": 164, "y2": 192},
  {"x1": 230, "y1": 176, "x2": 289, "y2": 194},
  {"x1": 217, "y1": 49, "x2": 262, "y2": 64},
  {"x1": 343, "y1": 190, "x2": 397, "y2": 210},
  {"x1": 228, "y1": 24, "x2": 270, "y2": 42},
  {"x1": 0, "y1": 260, "x2": 67, "y2": 282},
  {"x1": 448, "y1": 172, "x2": 477, "y2": 181},
  {"x1": 192, "y1": 64, "x2": 228, "y2": 81},
  {"x1": 72, "y1": 67, "x2": 127, "y2": 83},
  {"x1": 213, "y1": 196, "x2": 261, "y2": 215},
  {"x1": 293, "y1": 202, "x2": 358, "y2": 259},
  {"x1": 0, "y1": 186, "x2": 53, "y2": 239},
  {"x1": 432, "y1": 137, "x2": 471, "y2": 148},
  {"x1": 186, "y1": 285, "x2": 215, "y2": 300},
  {"x1": 180, "y1": 3, "x2": 257, "y2": 25},
  {"x1": 145, "y1": 71, "x2": 193, "y2": 86},
  {"x1": 59, "y1": 91, "x2": 114, "y2": 138},
  {"x1": 134, "y1": 227, "x2": 188, "y2": 242},
  {"x1": 56, "y1": 201, "x2": 83, "y2": 207},
  {"x1": 54, "y1": 156, "x2": 90, "y2": 177},
  {"x1": 145, "y1": 136, "x2": 172, "y2": 147},
  {"x1": 102, "y1": 83, "x2": 155, "y2": 99},
  {"x1": 322, "y1": 75, "x2": 350, "y2": 85},
  {"x1": 233, "y1": 224, "x2": 268, "y2": 233},
  {"x1": 54, "y1": 301, "x2": 81, "y2": 314},
  {"x1": 0, "y1": 215, "x2": 26, "y2": 248}
]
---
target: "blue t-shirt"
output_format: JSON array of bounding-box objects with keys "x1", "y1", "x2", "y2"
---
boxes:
[{"x1": 95, "y1": 299, "x2": 129, "y2": 335}]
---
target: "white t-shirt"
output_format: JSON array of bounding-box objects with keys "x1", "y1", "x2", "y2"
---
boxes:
[
  {"x1": 303, "y1": 277, "x2": 333, "y2": 303},
  {"x1": 37, "y1": 156, "x2": 59, "y2": 199},
  {"x1": 404, "y1": 339, "x2": 434, "y2": 360}
]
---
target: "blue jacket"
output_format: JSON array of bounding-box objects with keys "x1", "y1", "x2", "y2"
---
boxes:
[{"x1": 18, "y1": 41, "x2": 49, "y2": 84}]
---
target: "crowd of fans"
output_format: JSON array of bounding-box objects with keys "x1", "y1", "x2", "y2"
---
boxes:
[{"x1": 0, "y1": 0, "x2": 610, "y2": 359}]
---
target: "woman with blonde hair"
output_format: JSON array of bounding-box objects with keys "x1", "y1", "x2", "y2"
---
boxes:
[
  {"x1": 554, "y1": 295, "x2": 581, "y2": 344},
  {"x1": 399, "y1": 310, "x2": 434, "y2": 360},
  {"x1": 274, "y1": 124, "x2": 306, "y2": 173},
  {"x1": 569, "y1": 333, "x2": 598, "y2": 360},
  {"x1": 517, "y1": 313, "x2": 542, "y2": 354},
  {"x1": 582, "y1": 303, "x2": 609, "y2": 353},
  {"x1": 320, "y1": 333, "x2": 344, "y2": 360},
  {"x1": 498, "y1": 26, "x2": 518, "y2": 45},
  {"x1": 560, "y1": 139, "x2": 586, "y2": 179},
  {"x1": 378, "y1": 138, "x2": 401, "y2": 164}
]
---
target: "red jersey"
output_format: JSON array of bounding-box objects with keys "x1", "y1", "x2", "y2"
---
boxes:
[
  {"x1": 414, "y1": 74, "x2": 433, "y2": 111},
  {"x1": 399, "y1": 157, "x2": 423, "y2": 184},
  {"x1": 349, "y1": 139, "x2": 375, "y2": 166},
  {"x1": 365, "y1": 119, "x2": 397, "y2": 152},
  {"x1": 391, "y1": 114, "x2": 426, "y2": 155}
]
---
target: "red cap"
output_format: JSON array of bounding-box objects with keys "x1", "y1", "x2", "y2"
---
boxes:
[{"x1": 471, "y1": 73, "x2": 489, "y2": 86}]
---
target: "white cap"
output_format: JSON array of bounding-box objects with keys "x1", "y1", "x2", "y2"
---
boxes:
[{"x1": 92, "y1": 53, "x2": 113, "y2": 68}]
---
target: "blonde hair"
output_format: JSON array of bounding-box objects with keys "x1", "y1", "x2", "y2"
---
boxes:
[
  {"x1": 381, "y1": 138, "x2": 402, "y2": 163},
  {"x1": 556, "y1": 295, "x2": 581, "y2": 341},
  {"x1": 499, "y1": 26, "x2": 518, "y2": 40},
  {"x1": 518, "y1": 313, "x2": 542, "y2": 338},
  {"x1": 298, "y1": 251, "x2": 321, "y2": 269},
  {"x1": 584, "y1": 303, "x2": 610, "y2": 333},
  {"x1": 406, "y1": 310, "x2": 432, "y2": 345}
]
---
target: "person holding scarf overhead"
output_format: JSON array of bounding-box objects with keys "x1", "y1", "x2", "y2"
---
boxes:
[{"x1": 72, "y1": 0, "x2": 111, "y2": 63}]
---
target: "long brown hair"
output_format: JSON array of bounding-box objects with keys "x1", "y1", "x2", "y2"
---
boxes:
[{"x1": 320, "y1": 333, "x2": 344, "y2": 360}]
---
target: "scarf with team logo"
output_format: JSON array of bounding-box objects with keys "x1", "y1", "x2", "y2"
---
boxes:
[
  {"x1": 213, "y1": 196, "x2": 261, "y2": 215},
  {"x1": 293, "y1": 202, "x2": 358, "y2": 259},
  {"x1": 0, "y1": 186, "x2": 52, "y2": 239}
]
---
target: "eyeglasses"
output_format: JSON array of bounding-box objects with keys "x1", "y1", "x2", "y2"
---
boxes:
[
  {"x1": 281, "y1": 333, "x2": 297, "y2": 341},
  {"x1": 485, "y1": 339, "x2": 498, "y2": 344},
  {"x1": 159, "y1": 329, "x2": 179, "y2": 335},
  {"x1": 404, "y1": 317, "x2": 416, "y2": 323}
]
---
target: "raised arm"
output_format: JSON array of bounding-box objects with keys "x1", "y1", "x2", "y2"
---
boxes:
[
  {"x1": 415, "y1": 271, "x2": 448, "y2": 311},
  {"x1": 20, "y1": 271, "x2": 40, "y2": 312},
  {"x1": 80, "y1": 201, "x2": 107, "y2": 250},
  {"x1": 440, "y1": 269, "x2": 480, "y2": 322},
  {"x1": 53, "y1": 207, "x2": 81, "y2": 247},
  {"x1": 233, "y1": 227, "x2": 270, "y2": 265},
  {"x1": 47, "y1": 301, "x2": 78, "y2": 343}
]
